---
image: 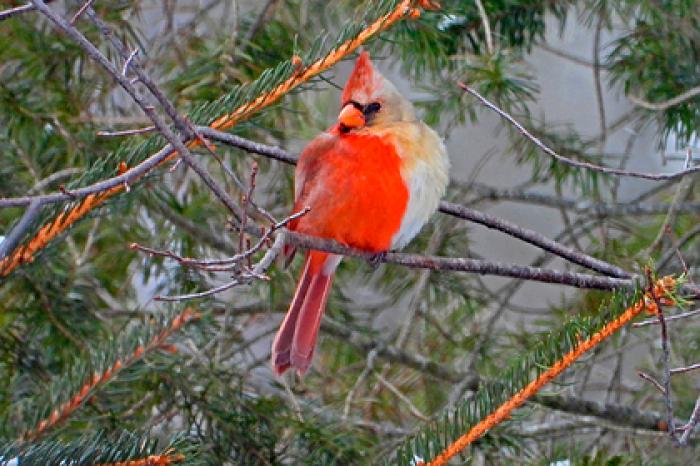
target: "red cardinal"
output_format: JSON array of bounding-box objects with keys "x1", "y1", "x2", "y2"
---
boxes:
[{"x1": 272, "y1": 51, "x2": 449, "y2": 376}]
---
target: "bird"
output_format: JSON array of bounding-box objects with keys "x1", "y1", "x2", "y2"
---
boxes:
[{"x1": 271, "y1": 51, "x2": 450, "y2": 376}]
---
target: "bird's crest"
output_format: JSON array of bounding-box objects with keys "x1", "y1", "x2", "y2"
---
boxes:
[{"x1": 341, "y1": 51, "x2": 385, "y2": 105}]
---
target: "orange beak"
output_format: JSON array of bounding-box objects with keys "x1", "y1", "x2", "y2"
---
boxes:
[{"x1": 337, "y1": 103, "x2": 365, "y2": 129}]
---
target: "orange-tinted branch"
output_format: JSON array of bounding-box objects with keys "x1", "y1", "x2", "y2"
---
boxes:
[
  {"x1": 92, "y1": 453, "x2": 186, "y2": 466},
  {"x1": 1, "y1": 186, "x2": 123, "y2": 277},
  {"x1": 20, "y1": 308, "x2": 200, "y2": 441},
  {"x1": 0, "y1": 0, "x2": 424, "y2": 278},
  {"x1": 423, "y1": 276, "x2": 677, "y2": 466},
  {"x1": 210, "y1": 0, "x2": 416, "y2": 131}
]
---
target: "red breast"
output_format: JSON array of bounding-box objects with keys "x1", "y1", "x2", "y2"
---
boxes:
[{"x1": 288, "y1": 126, "x2": 409, "y2": 253}]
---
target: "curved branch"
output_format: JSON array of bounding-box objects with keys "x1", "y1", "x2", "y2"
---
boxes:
[
  {"x1": 629, "y1": 86, "x2": 700, "y2": 111},
  {"x1": 459, "y1": 83, "x2": 700, "y2": 181},
  {"x1": 285, "y1": 231, "x2": 636, "y2": 291},
  {"x1": 438, "y1": 201, "x2": 632, "y2": 278}
]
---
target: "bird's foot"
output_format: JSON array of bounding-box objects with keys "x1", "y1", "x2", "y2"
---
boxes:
[{"x1": 368, "y1": 251, "x2": 387, "y2": 267}]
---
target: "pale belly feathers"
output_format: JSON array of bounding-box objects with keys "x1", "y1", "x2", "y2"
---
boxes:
[{"x1": 374, "y1": 121, "x2": 450, "y2": 250}]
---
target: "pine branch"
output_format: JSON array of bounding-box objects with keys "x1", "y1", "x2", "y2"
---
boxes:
[
  {"x1": 17, "y1": 308, "x2": 200, "y2": 441},
  {"x1": 390, "y1": 276, "x2": 679, "y2": 466},
  {"x1": 322, "y1": 317, "x2": 673, "y2": 433},
  {"x1": 93, "y1": 453, "x2": 186, "y2": 466},
  {"x1": 0, "y1": 0, "x2": 426, "y2": 278},
  {"x1": 0, "y1": 185, "x2": 123, "y2": 277},
  {"x1": 0, "y1": 430, "x2": 192, "y2": 466}
]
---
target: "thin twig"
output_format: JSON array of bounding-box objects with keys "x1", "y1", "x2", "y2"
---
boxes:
[
  {"x1": 678, "y1": 395, "x2": 700, "y2": 445},
  {"x1": 664, "y1": 225, "x2": 691, "y2": 277},
  {"x1": 633, "y1": 308, "x2": 700, "y2": 328},
  {"x1": 470, "y1": 182, "x2": 700, "y2": 216},
  {"x1": 458, "y1": 83, "x2": 700, "y2": 181},
  {"x1": 121, "y1": 48, "x2": 140, "y2": 77},
  {"x1": 645, "y1": 157, "x2": 694, "y2": 253},
  {"x1": 132, "y1": 208, "x2": 308, "y2": 270},
  {"x1": 28, "y1": 168, "x2": 82, "y2": 194},
  {"x1": 473, "y1": 0, "x2": 493, "y2": 54},
  {"x1": 152, "y1": 221, "x2": 293, "y2": 301},
  {"x1": 70, "y1": 0, "x2": 95, "y2": 24},
  {"x1": 629, "y1": 86, "x2": 700, "y2": 111},
  {"x1": 638, "y1": 371, "x2": 666, "y2": 395},
  {"x1": 96, "y1": 126, "x2": 157, "y2": 137},
  {"x1": 646, "y1": 268, "x2": 676, "y2": 440},
  {"x1": 0, "y1": 1, "x2": 50, "y2": 21},
  {"x1": 239, "y1": 162, "x2": 258, "y2": 253},
  {"x1": 154, "y1": 279, "x2": 242, "y2": 302},
  {"x1": 343, "y1": 349, "x2": 378, "y2": 420},
  {"x1": 375, "y1": 371, "x2": 430, "y2": 421},
  {"x1": 670, "y1": 363, "x2": 700, "y2": 376}
]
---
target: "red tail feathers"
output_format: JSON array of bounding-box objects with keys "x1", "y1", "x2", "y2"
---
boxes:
[{"x1": 272, "y1": 251, "x2": 339, "y2": 376}]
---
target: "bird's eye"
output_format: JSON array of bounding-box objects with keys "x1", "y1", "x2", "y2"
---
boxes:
[{"x1": 364, "y1": 102, "x2": 381, "y2": 115}]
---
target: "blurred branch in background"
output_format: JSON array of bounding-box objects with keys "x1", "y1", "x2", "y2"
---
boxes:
[{"x1": 0, "y1": 0, "x2": 698, "y2": 464}]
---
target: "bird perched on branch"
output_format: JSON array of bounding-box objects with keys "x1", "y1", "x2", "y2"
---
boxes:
[{"x1": 272, "y1": 51, "x2": 450, "y2": 376}]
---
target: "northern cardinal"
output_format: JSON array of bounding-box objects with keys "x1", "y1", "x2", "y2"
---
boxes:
[{"x1": 272, "y1": 51, "x2": 449, "y2": 376}]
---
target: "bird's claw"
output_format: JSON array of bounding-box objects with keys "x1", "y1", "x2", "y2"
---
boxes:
[{"x1": 368, "y1": 251, "x2": 387, "y2": 267}]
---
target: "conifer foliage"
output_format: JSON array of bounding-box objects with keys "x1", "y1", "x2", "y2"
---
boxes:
[{"x1": 0, "y1": 0, "x2": 698, "y2": 464}]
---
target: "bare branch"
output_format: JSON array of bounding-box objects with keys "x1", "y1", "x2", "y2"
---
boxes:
[
  {"x1": 0, "y1": 142, "x2": 180, "y2": 208},
  {"x1": 285, "y1": 231, "x2": 638, "y2": 291},
  {"x1": 439, "y1": 201, "x2": 632, "y2": 278},
  {"x1": 473, "y1": 0, "x2": 494, "y2": 54},
  {"x1": 670, "y1": 362, "x2": 700, "y2": 376},
  {"x1": 0, "y1": 2, "x2": 42, "y2": 21},
  {"x1": 96, "y1": 126, "x2": 157, "y2": 137},
  {"x1": 646, "y1": 269, "x2": 676, "y2": 440},
  {"x1": 375, "y1": 371, "x2": 429, "y2": 421},
  {"x1": 0, "y1": 200, "x2": 42, "y2": 260},
  {"x1": 196, "y1": 126, "x2": 298, "y2": 164},
  {"x1": 638, "y1": 371, "x2": 666, "y2": 395},
  {"x1": 70, "y1": 0, "x2": 95, "y2": 25},
  {"x1": 679, "y1": 395, "x2": 700, "y2": 445},
  {"x1": 121, "y1": 48, "x2": 140, "y2": 77},
  {"x1": 132, "y1": 207, "x2": 308, "y2": 270},
  {"x1": 458, "y1": 83, "x2": 700, "y2": 181},
  {"x1": 633, "y1": 308, "x2": 700, "y2": 328},
  {"x1": 629, "y1": 86, "x2": 700, "y2": 111},
  {"x1": 154, "y1": 279, "x2": 242, "y2": 302},
  {"x1": 470, "y1": 182, "x2": 700, "y2": 216}
]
